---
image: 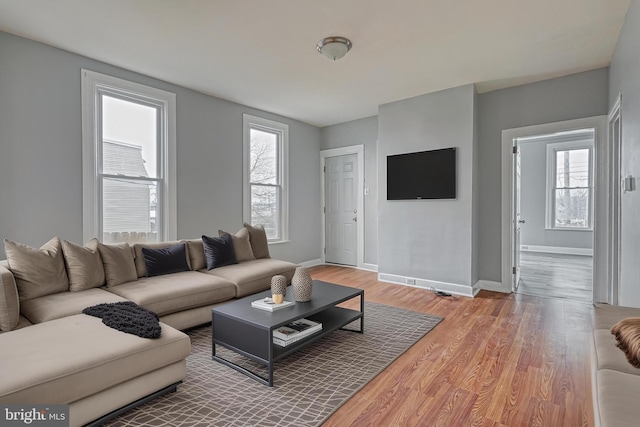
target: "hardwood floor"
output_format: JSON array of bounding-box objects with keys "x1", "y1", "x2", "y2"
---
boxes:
[
  {"x1": 518, "y1": 252, "x2": 593, "y2": 304},
  {"x1": 310, "y1": 265, "x2": 594, "y2": 427}
]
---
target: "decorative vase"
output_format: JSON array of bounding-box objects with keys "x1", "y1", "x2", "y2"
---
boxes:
[
  {"x1": 292, "y1": 267, "x2": 313, "y2": 302},
  {"x1": 271, "y1": 275, "x2": 288, "y2": 303}
]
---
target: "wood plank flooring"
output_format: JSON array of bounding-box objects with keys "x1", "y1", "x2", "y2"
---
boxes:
[
  {"x1": 518, "y1": 252, "x2": 593, "y2": 303},
  {"x1": 310, "y1": 265, "x2": 593, "y2": 427}
]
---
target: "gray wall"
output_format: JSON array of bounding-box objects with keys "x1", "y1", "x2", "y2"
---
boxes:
[
  {"x1": 320, "y1": 116, "x2": 378, "y2": 265},
  {"x1": 0, "y1": 31, "x2": 321, "y2": 263},
  {"x1": 378, "y1": 85, "x2": 476, "y2": 287},
  {"x1": 519, "y1": 140, "x2": 593, "y2": 250},
  {"x1": 609, "y1": 0, "x2": 640, "y2": 307},
  {"x1": 476, "y1": 68, "x2": 609, "y2": 282}
]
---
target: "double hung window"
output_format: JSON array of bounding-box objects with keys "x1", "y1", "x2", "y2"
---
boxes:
[
  {"x1": 243, "y1": 114, "x2": 289, "y2": 242},
  {"x1": 82, "y1": 70, "x2": 176, "y2": 243},
  {"x1": 546, "y1": 140, "x2": 593, "y2": 230}
]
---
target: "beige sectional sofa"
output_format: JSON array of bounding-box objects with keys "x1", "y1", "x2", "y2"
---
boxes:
[
  {"x1": 0, "y1": 229, "x2": 297, "y2": 426},
  {"x1": 591, "y1": 304, "x2": 640, "y2": 427}
]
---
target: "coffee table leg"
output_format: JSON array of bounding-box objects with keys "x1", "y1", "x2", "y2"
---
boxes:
[{"x1": 359, "y1": 291, "x2": 365, "y2": 333}]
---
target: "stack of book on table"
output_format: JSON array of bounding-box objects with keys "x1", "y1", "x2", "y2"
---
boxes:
[
  {"x1": 272, "y1": 318, "x2": 322, "y2": 347},
  {"x1": 251, "y1": 298, "x2": 294, "y2": 312}
]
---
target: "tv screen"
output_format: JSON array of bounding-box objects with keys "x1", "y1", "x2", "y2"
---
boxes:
[{"x1": 387, "y1": 148, "x2": 456, "y2": 200}]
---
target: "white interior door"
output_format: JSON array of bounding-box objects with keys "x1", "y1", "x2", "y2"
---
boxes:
[
  {"x1": 513, "y1": 144, "x2": 522, "y2": 290},
  {"x1": 325, "y1": 154, "x2": 358, "y2": 266}
]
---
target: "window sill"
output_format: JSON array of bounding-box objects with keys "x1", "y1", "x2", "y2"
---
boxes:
[
  {"x1": 544, "y1": 227, "x2": 593, "y2": 232},
  {"x1": 268, "y1": 240, "x2": 290, "y2": 245}
]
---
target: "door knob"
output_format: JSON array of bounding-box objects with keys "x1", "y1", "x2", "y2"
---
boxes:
[
  {"x1": 518, "y1": 219, "x2": 526, "y2": 224},
  {"x1": 353, "y1": 217, "x2": 357, "y2": 222}
]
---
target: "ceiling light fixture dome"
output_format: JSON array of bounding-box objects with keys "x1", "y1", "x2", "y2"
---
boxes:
[{"x1": 316, "y1": 36, "x2": 352, "y2": 60}]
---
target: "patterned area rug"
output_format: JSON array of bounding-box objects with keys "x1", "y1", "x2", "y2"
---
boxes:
[{"x1": 107, "y1": 302, "x2": 442, "y2": 426}]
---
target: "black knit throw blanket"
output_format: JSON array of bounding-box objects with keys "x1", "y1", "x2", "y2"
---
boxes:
[{"x1": 82, "y1": 301, "x2": 161, "y2": 339}]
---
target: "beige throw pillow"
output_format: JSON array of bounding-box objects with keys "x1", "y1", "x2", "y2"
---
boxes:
[
  {"x1": 97, "y1": 242, "x2": 137, "y2": 287},
  {"x1": 185, "y1": 239, "x2": 206, "y2": 271},
  {"x1": 243, "y1": 223, "x2": 270, "y2": 259},
  {"x1": 61, "y1": 239, "x2": 106, "y2": 291},
  {"x1": 219, "y1": 228, "x2": 255, "y2": 263},
  {"x1": 4, "y1": 237, "x2": 70, "y2": 301}
]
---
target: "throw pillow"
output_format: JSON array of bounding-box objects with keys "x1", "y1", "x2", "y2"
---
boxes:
[
  {"x1": 61, "y1": 239, "x2": 106, "y2": 291},
  {"x1": 611, "y1": 317, "x2": 640, "y2": 368},
  {"x1": 142, "y1": 243, "x2": 190, "y2": 277},
  {"x1": 202, "y1": 234, "x2": 237, "y2": 270},
  {"x1": 185, "y1": 239, "x2": 206, "y2": 271},
  {"x1": 218, "y1": 228, "x2": 255, "y2": 262},
  {"x1": 134, "y1": 241, "x2": 191, "y2": 277},
  {"x1": 97, "y1": 242, "x2": 137, "y2": 287},
  {"x1": 243, "y1": 222, "x2": 271, "y2": 259},
  {"x1": 4, "y1": 237, "x2": 70, "y2": 301}
]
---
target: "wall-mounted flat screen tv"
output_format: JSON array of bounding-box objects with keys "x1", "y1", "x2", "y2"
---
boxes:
[{"x1": 387, "y1": 147, "x2": 456, "y2": 200}]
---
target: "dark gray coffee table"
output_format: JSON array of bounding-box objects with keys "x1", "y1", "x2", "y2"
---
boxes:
[{"x1": 211, "y1": 280, "x2": 364, "y2": 386}]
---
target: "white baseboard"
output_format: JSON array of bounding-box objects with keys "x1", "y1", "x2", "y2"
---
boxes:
[
  {"x1": 378, "y1": 272, "x2": 478, "y2": 297},
  {"x1": 361, "y1": 263, "x2": 378, "y2": 272},
  {"x1": 299, "y1": 258, "x2": 323, "y2": 268},
  {"x1": 520, "y1": 245, "x2": 593, "y2": 256},
  {"x1": 475, "y1": 280, "x2": 510, "y2": 294}
]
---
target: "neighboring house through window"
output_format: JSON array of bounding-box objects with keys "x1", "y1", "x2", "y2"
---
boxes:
[
  {"x1": 545, "y1": 134, "x2": 594, "y2": 230},
  {"x1": 243, "y1": 114, "x2": 289, "y2": 242},
  {"x1": 81, "y1": 70, "x2": 176, "y2": 243}
]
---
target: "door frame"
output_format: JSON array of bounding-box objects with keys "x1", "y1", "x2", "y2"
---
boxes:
[
  {"x1": 607, "y1": 93, "x2": 622, "y2": 306},
  {"x1": 320, "y1": 145, "x2": 365, "y2": 268},
  {"x1": 500, "y1": 116, "x2": 608, "y2": 301}
]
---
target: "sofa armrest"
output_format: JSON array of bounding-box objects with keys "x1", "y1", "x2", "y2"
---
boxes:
[{"x1": 0, "y1": 263, "x2": 20, "y2": 331}]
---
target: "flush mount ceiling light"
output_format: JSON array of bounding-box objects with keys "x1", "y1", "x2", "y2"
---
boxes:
[{"x1": 316, "y1": 36, "x2": 352, "y2": 60}]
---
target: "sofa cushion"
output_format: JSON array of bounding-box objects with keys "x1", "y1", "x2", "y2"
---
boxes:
[
  {"x1": 142, "y1": 243, "x2": 190, "y2": 277},
  {"x1": 0, "y1": 314, "x2": 190, "y2": 405},
  {"x1": 98, "y1": 242, "x2": 137, "y2": 287},
  {"x1": 134, "y1": 241, "x2": 191, "y2": 278},
  {"x1": 20, "y1": 288, "x2": 128, "y2": 324},
  {"x1": 202, "y1": 234, "x2": 237, "y2": 270},
  {"x1": 593, "y1": 329, "x2": 640, "y2": 375},
  {"x1": 203, "y1": 258, "x2": 297, "y2": 297},
  {"x1": 105, "y1": 271, "x2": 236, "y2": 316},
  {"x1": 185, "y1": 239, "x2": 206, "y2": 271},
  {"x1": 61, "y1": 239, "x2": 105, "y2": 291},
  {"x1": 219, "y1": 228, "x2": 255, "y2": 262},
  {"x1": 0, "y1": 264, "x2": 19, "y2": 332},
  {"x1": 244, "y1": 223, "x2": 270, "y2": 259},
  {"x1": 4, "y1": 237, "x2": 70, "y2": 301},
  {"x1": 596, "y1": 368, "x2": 640, "y2": 427}
]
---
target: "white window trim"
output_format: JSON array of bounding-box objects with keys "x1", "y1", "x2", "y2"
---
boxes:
[
  {"x1": 81, "y1": 69, "x2": 177, "y2": 243},
  {"x1": 545, "y1": 139, "x2": 594, "y2": 231},
  {"x1": 242, "y1": 114, "x2": 289, "y2": 243}
]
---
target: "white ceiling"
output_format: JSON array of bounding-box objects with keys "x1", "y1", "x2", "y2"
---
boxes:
[{"x1": 0, "y1": 0, "x2": 631, "y2": 127}]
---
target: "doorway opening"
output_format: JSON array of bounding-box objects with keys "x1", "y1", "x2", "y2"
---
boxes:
[
  {"x1": 515, "y1": 129, "x2": 595, "y2": 303},
  {"x1": 500, "y1": 116, "x2": 610, "y2": 304}
]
